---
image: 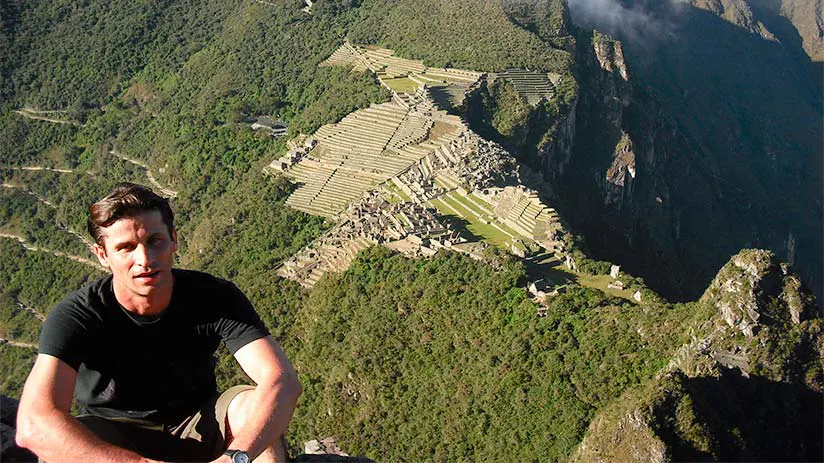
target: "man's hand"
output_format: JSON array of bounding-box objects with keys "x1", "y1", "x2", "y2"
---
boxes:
[{"x1": 221, "y1": 336, "x2": 301, "y2": 463}]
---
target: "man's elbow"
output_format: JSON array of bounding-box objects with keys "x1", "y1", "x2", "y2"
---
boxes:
[{"x1": 15, "y1": 407, "x2": 40, "y2": 450}]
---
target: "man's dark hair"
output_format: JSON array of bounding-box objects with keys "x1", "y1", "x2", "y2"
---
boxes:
[{"x1": 88, "y1": 183, "x2": 175, "y2": 245}]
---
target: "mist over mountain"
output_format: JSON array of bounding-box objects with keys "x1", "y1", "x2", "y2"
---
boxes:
[{"x1": 552, "y1": 0, "x2": 823, "y2": 301}]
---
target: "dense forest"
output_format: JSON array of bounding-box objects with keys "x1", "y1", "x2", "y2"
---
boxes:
[{"x1": 0, "y1": 0, "x2": 821, "y2": 461}]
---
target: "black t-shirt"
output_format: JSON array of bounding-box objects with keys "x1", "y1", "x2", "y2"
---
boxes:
[{"x1": 39, "y1": 269, "x2": 269, "y2": 424}]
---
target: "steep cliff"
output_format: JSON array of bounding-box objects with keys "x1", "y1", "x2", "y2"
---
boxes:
[{"x1": 552, "y1": 0, "x2": 822, "y2": 301}]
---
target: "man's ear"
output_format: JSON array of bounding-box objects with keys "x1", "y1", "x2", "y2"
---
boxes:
[
  {"x1": 171, "y1": 229, "x2": 179, "y2": 252},
  {"x1": 93, "y1": 243, "x2": 110, "y2": 268}
]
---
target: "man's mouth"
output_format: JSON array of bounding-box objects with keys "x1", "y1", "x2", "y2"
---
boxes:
[{"x1": 135, "y1": 270, "x2": 161, "y2": 280}]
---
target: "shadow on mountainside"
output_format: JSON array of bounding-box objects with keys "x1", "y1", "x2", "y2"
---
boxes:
[
  {"x1": 656, "y1": 373, "x2": 823, "y2": 462},
  {"x1": 552, "y1": 1, "x2": 823, "y2": 303}
]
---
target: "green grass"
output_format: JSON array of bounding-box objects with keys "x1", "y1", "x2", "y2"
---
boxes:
[
  {"x1": 442, "y1": 192, "x2": 522, "y2": 239},
  {"x1": 381, "y1": 77, "x2": 420, "y2": 93},
  {"x1": 382, "y1": 181, "x2": 412, "y2": 203},
  {"x1": 430, "y1": 196, "x2": 513, "y2": 248},
  {"x1": 576, "y1": 273, "x2": 635, "y2": 301},
  {"x1": 395, "y1": 212, "x2": 412, "y2": 228},
  {"x1": 450, "y1": 191, "x2": 494, "y2": 216},
  {"x1": 524, "y1": 252, "x2": 636, "y2": 302}
]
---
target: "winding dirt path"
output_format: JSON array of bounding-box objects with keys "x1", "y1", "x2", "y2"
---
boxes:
[
  {"x1": 108, "y1": 150, "x2": 178, "y2": 198},
  {"x1": 13, "y1": 108, "x2": 84, "y2": 127},
  {"x1": 0, "y1": 166, "x2": 75, "y2": 173},
  {"x1": 0, "y1": 233, "x2": 102, "y2": 270},
  {"x1": 15, "y1": 300, "x2": 45, "y2": 322},
  {"x1": 2, "y1": 183, "x2": 94, "y2": 248},
  {"x1": 0, "y1": 336, "x2": 37, "y2": 349}
]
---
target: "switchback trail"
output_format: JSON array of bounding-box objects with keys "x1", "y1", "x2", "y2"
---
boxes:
[
  {"x1": 0, "y1": 166, "x2": 74, "y2": 173},
  {"x1": 108, "y1": 150, "x2": 178, "y2": 198},
  {"x1": 0, "y1": 233, "x2": 102, "y2": 269},
  {"x1": 13, "y1": 108, "x2": 84, "y2": 127},
  {"x1": 15, "y1": 300, "x2": 46, "y2": 322},
  {"x1": 2, "y1": 183, "x2": 94, "y2": 248},
  {"x1": 0, "y1": 336, "x2": 37, "y2": 349}
]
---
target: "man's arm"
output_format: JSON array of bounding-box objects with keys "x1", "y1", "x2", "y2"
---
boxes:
[
  {"x1": 217, "y1": 336, "x2": 302, "y2": 461},
  {"x1": 16, "y1": 354, "x2": 161, "y2": 463}
]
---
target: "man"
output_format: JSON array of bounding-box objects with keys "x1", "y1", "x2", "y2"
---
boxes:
[{"x1": 16, "y1": 183, "x2": 301, "y2": 463}]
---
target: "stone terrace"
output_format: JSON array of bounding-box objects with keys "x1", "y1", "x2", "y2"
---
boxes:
[
  {"x1": 277, "y1": 44, "x2": 569, "y2": 288},
  {"x1": 496, "y1": 69, "x2": 556, "y2": 106},
  {"x1": 283, "y1": 101, "x2": 464, "y2": 217},
  {"x1": 278, "y1": 191, "x2": 459, "y2": 287},
  {"x1": 321, "y1": 42, "x2": 484, "y2": 88}
]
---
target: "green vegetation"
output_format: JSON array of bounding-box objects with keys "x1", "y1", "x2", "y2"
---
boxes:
[
  {"x1": 0, "y1": 108, "x2": 83, "y2": 168},
  {"x1": 463, "y1": 75, "x2": 577, "y2": 169},
  {"x1": 349, "y1": 0, "x2": 572, "y2": 73},
  {"x1": 0, "y1": 344, "x2": 37, "y2": 399},
  {"x1": 289, "y1": 247, "x2": 715, "y2": 462},
  {"x1": 0, "y1": 187, "x2": 91, "y2": 258}
]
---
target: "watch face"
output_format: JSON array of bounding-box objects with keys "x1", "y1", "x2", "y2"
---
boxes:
[{"x1": 232, "y1": 451, "x2": 250, "y2": 463}]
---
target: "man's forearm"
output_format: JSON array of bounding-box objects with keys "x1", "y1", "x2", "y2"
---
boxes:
[
  {"x1": 16, "y1": 407, "x2": 159, "y2": 463},
  {"x1": 225, "y1": 377, "x2": 302, "y2": 460}
]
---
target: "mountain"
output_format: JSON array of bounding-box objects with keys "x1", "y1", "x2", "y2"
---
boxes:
[
  {"x1": 0, "y1": 0, "x2": 821, "y2": 461},
  {"x1": 487, "y1": 0, "x2": 823, "y2": 302}
]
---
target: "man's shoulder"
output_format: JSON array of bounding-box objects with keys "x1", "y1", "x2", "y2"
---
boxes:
[
  {"x1": 53, "y1": 274, "x2": 113, "y2": 315},
  {"x1": 172, "y1": 268, "x2": 239, "y2": 297},
  {"x1": 44, "y1": 274, "x2": 112, "y2": 331},
  {"x1": 173, "y1": 268, "x2": 232, "y2": 287}
]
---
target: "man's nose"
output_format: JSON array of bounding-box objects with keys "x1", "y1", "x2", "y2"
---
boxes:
[{"x1": 133, "y1": 244, "x2": 154, "y2": 267}]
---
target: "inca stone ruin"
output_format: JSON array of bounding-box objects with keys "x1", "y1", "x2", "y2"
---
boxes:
[{"x1": 270, "y1": 43, "x2": 568, "y2": 289}]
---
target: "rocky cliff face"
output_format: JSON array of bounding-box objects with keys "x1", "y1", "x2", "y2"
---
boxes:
[
  {"x1": 695, "y1": 0, "x2": 824, "y2": 63},
  {"x1": 545, "y1": 0, "x2": 823, "y2": 301},
  {"x1": 571, "y1": 249, "x2": 823, "y2": 462}
]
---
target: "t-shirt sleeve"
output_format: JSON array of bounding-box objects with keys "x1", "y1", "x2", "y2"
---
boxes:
[
  {"x1": 216, "y1": 282, "x2": 270, "y2": 354},
  {"x1": 38, "y1": 299, "x2": 95, "y2": 371}
]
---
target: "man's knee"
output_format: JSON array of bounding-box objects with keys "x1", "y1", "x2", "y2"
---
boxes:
[{"x1": 226, "y1": 388, "x2": 254, "y2": 438}]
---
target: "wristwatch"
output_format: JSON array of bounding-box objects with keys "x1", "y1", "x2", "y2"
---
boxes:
[{"x1": 223, "y1": 449, "x2": 251, "y2": 463}]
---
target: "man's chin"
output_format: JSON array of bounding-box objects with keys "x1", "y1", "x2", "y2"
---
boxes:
[{"x1": 132, "y1": 275, "x2": 171, "y2": 293}]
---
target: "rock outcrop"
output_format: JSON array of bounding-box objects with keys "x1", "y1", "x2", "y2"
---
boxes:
[{"x1": 571, "y1": 250, "x2": 823, "y2": 462}]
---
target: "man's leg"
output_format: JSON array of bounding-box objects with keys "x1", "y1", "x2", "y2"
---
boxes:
[
  {"x1": 225, "y1": 389, "x2": 289, "y2": 463},
  {"x1": 73, "y1": 416, "x2": 192, "y2": 461}
]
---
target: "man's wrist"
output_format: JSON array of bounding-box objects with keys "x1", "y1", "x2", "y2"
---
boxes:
[{"x1": 223, "y1": 449, "x2": 251, "y2": 463}]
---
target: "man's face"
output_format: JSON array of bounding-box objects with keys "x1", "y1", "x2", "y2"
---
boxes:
[{"x1": 93, "y1": 210, "x2": 178, "y2": 306}]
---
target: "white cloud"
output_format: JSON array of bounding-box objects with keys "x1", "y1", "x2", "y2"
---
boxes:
[{"x1": 566, "y1": 0, "x2": 682, "y2": 44}]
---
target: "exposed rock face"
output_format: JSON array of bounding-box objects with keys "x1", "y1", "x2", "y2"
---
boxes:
[
  {"x1": 592, "y1": 31, "x2": 629, "y2": 82},
  {"x1": 536, "y1": 94, "x2": 577, "y2": 183},
  {"x1": 757, "y1": 0, "x2": 824, "y2": 62},
  {"x1": 701, "y1": 249, "x2": 818, "y2": 337},
  {"x1": 550, "y1": 0, "x2": 824, "y2": 304},
  {"x1": 604, "y1": 132, "x2": 636, "y2": 206},
  {"x1": 686, "y1": 0, "x2": 776, "y2": 40},
  {"x1": 572, "y1": 250, "x2": 823, "y2": 462}
]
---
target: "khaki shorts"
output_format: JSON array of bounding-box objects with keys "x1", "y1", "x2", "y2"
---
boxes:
[{"x1": 71, "y1": 385, "x2": 254, "y2": 462}]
